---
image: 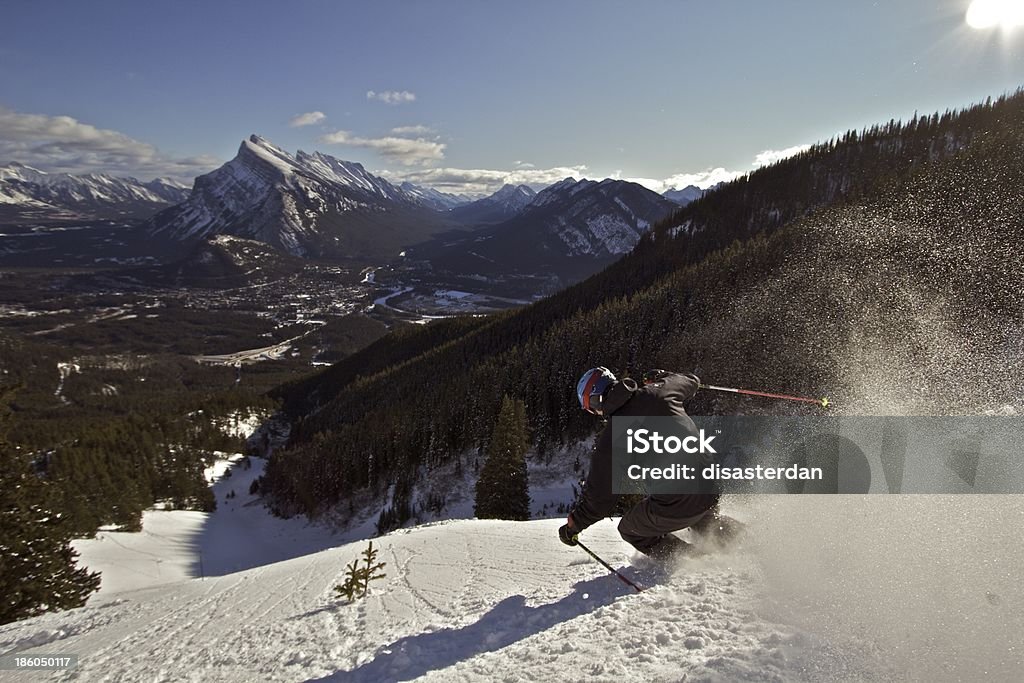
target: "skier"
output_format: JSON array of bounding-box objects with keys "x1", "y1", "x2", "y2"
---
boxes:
[{"x1": 558, "y1": 367, "x2": 741, "y2": 560}]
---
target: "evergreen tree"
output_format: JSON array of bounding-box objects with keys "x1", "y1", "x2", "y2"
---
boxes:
[
  {"x1": 334, "y1": 541, "x2": 387, "y2": 602},
  {"x1": 0, "y1": 387, "x2": 100, "y2": 624},
  {"x1": 474, "y1": 396, "x2": 530, "y2": 520}
]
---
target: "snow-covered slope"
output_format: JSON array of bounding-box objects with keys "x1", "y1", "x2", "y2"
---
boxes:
[
  {"x1": 297, "y1": 151, "x2": 410, "y2": 204},
  {"x1": 2, "y1": 453, "x2": 1019, "y2": 682},
  {"x1": 65, "y1": 457, "x2": 352, "y2": 598},
  {"x1": 0, "y1": 162, "x2": 189, "y2": 218},
  {"x1": 146, "y1": 136, "x2": 455, "y2": 260}
]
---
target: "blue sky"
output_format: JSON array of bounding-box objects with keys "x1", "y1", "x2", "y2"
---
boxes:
[{"x1": 1, "y1": 0, "x2": 1021, "y2": 193}]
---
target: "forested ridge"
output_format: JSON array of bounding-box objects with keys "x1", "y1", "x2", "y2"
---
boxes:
[
  {"x1": 0, "y1": 335, "x2": 278, "y2": 535},
  {"x1": 265, "y1": 91, "x2": 1024, "y2": 530},
  {"x1": 0, "y1": 276, "x2": 387, "y2": 620}
]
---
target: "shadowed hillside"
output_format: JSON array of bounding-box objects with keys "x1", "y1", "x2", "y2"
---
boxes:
[{"x1": 264, "y1": 91, "x2": 1024, "y2": 526}]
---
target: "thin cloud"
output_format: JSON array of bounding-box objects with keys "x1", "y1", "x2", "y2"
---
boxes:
[
  {"x1": 659, "y1": 168, "x2": 745, "y2": 192},
  {"x1": 320, "y1": 130, "x2": 445, "y2": 166},
  {"x1": 754, "y1": 144, "x2": 812, "y2": 167},
  {"x1": 655, "y1": 143, "x2": 813, "y2": 192},
  {"x1": 289, "y1": 111, "x2": 326, "y2": 127},
  {"x1": 366, "y1": 90, "x2": 416, "y2": 105},
  {"x1": 391, "y1": 125, "x2": 434, "y2": 136},
  {"x1": 381, "y1": 164, "x2": 589, "y2": 196},
  {"x1": 378, "y1": 140, "x2": 814, "y2": 195},
  {"x1": 0, "y1": 105, "x2": 219, "y2": 182}
]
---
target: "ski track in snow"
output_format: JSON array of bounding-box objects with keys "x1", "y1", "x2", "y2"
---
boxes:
[
  {"x1": 1, "y1": 518, "x2": 897, "y2": 683},
  {"x1": 1, "y1": 455, "x2": 1021, "y2": 682}
]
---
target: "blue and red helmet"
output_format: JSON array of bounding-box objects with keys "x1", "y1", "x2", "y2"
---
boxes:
[{"x1": 577, "y1": 367, "x2": 616, "y2": 415}]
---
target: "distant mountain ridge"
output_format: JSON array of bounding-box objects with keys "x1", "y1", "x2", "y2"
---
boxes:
[
  {"x1": 449, "y1": 184, "x2": 537, "y2": 224},
  {"x1": 411, "y1": 177, "x2": 678, "y2": 281},
  {"x1": 0, "y1": 162, "x2": 190, "y2": 219},
  {"x1": 145, "y1": 135, "x2": 458, "y2": 260},
  {"x1": 662, "y1": 184, "x2": 704, "y2": 205},
  {"x1": 399, "y1": 182, "x2": 473, "y2": 211},
  {"x1": 2, "y1": 139, "x2": 716, "y2": 266},
  {"x1": 515, "y1": 177, "x2": 677, "y2": 257}
]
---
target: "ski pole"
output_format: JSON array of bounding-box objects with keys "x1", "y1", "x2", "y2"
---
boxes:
[
  {"x1": 699, "y1": 383, "x2": 829, "y2": 408},
  {"x1": 574, "y1": 539, "x2": 644, "y2": 593}
]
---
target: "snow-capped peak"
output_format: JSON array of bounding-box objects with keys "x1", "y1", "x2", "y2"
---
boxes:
[
  {"x1": 0, "y1": 161, "x2": 46, "y2": 179},
  {"x1": 147, "y1": 135, "x2": 454, "y2": 259},
  {"x1": 486, "y1": 183, "x2": 537, "y2": 209},
  {"x1": 239, "y1": 135, "x2": 301, "y2": 179},
  {"x1": 447, "y1": 183, "x2": 537, "y2": 223},
  {"x1": 662, "y1": 184, "x2": 706, "y2": 207}
]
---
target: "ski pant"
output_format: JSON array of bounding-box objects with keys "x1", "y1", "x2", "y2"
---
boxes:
[{"x1": 617, "y1": 493, "x2": 720, "y2": 553}]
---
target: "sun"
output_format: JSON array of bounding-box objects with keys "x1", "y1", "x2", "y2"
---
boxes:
[{"x1": 966, "y1": 0, "x2": 1024, "y2": 29}]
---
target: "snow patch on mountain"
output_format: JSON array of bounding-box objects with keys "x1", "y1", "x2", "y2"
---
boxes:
[
  {"x1": 298, "y1": 152, "x2": 406, "y2": 201},
  {"x1": 572, "y1": 214, "x2": 645, "y2": 255},
  {"x1": 522, "y1": 178, "x2": 673, "y2": 257}
]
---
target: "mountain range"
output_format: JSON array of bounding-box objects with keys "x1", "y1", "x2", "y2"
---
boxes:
[
  {"x1": 1, "y1": 136, "x2": 688, "y2": 275},
  {"x1": 0, "y1": 162, "x2": 190, "y2": 220},
  {"x1": 411, "y1": 176, "x2": 679, "y2": 281},
  {"x1": 141, "y1": 135, "x2": 681, "y2": 278}
]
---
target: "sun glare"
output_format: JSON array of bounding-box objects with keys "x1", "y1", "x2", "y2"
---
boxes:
[{"x1": 966, "y1": 0, "x2": 1024, "y2": 29}]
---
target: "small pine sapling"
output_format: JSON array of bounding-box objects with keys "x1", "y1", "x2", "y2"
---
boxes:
[
  {"x1": 335, "y1": 559, "x2": 363, "y2": 602},
  {"x1": 334, "y1": 541, "x2": 388, "y2": 603}
]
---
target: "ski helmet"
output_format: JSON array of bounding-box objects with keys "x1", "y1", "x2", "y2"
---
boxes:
[{"x1": 577, "y1": 367, "x2": 616, "y2": 414}]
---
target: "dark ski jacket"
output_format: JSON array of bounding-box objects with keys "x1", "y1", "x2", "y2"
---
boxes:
[{"x1": 571, "y1": 370, "x2": 716, "y2": 530}]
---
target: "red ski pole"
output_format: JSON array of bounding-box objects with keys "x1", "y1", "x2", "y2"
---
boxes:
[{"x1": 699, "y1": 383, "x2": 829, "y2": 408}]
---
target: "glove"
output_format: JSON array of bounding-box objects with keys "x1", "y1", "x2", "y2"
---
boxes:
[
  {"x1": 558, "y1": 515, "x2": 580, "y2": 546},
  {"x1": 642, "y1": 368, "x2": 669, "y2": 385}
]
